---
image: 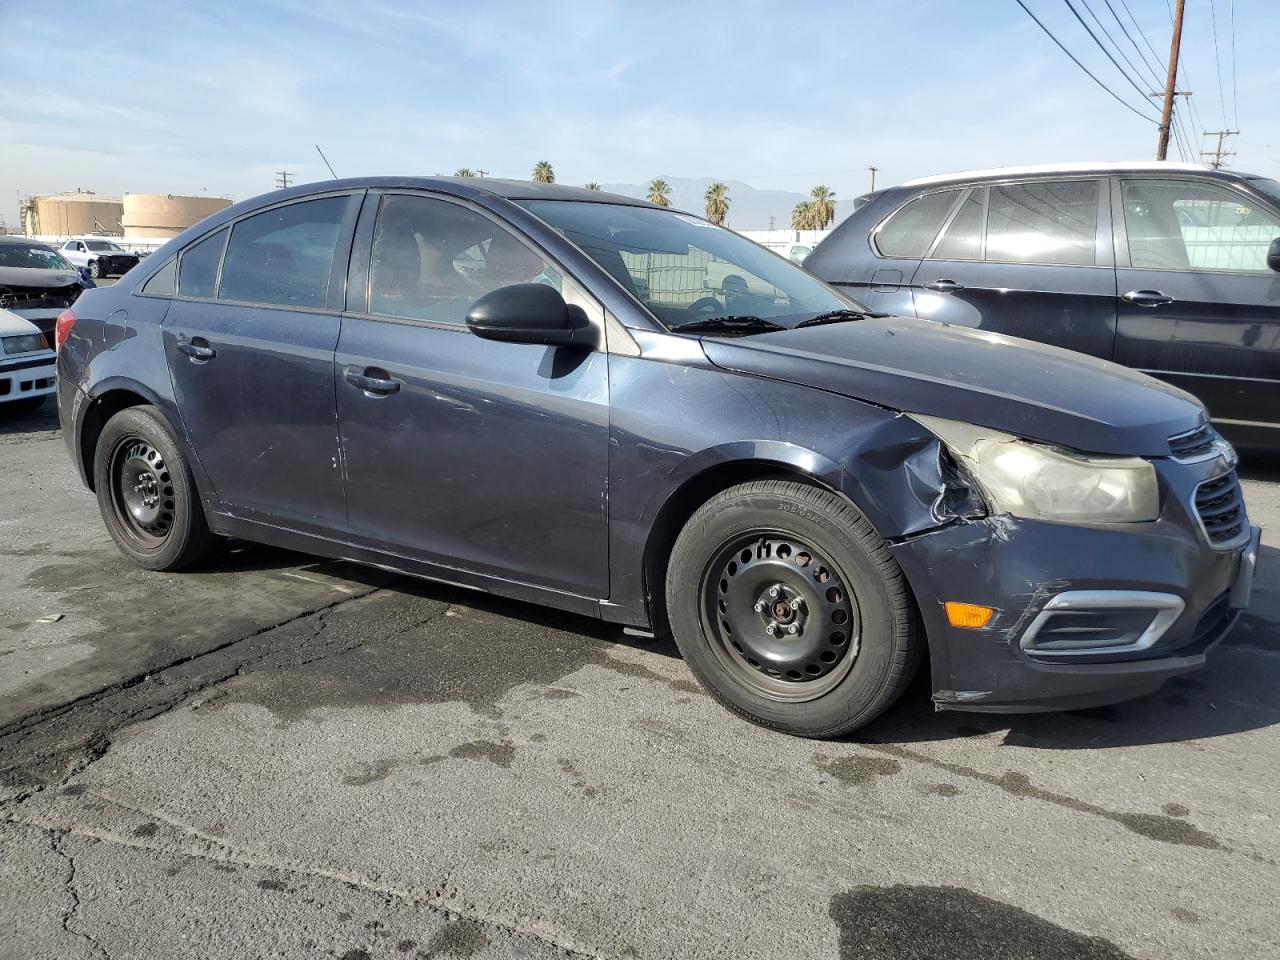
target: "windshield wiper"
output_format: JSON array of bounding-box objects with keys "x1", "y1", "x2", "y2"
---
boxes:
[
  {"x1": 794, "y1": 309, "x2": 873, "y2": 329},
  {"x1": 668, "y1": 315, "x2": 786, "y2": 336}
]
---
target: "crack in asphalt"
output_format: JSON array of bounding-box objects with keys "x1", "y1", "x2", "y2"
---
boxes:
[
  {"x1": 50, "y1": 830, "x2": 111, "y2": 960},
  {"x1": 9, "y1": 814, "x2": 602, "y2": 960},
  {"x1": 0, "y1": 584, "x2": 405, "y2": 800}
]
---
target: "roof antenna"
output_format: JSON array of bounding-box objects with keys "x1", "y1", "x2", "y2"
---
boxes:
[{"x1": 315, "y1": 144, "x2": 338, "y2": 179}]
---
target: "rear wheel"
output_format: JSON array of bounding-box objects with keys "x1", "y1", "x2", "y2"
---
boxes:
[
  {"x1": 666, "y1": 480, "x2": 921, "y2": 738},
  {"x1": 93, "y1": 405, "x2": 218, "y2": 570}
]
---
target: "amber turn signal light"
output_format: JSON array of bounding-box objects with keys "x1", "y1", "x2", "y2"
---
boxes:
[{"x1": 944, "y1": 602, "x2": 995, "y2": 629}]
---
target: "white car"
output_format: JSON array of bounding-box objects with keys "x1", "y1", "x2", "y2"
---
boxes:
[
  {"x1": 0, "y1": 307, "x2": 56, "y2": 412},
  {"x1": 58, "y1": 238, "x2": 141, "y2": 278}
]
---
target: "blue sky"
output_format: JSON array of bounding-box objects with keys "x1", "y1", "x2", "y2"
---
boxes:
[{"x1": 1, "y1": 0, "x2": 1275, "y2": 226}]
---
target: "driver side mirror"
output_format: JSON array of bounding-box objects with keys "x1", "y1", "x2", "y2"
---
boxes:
[
  {"x1": 466, "y1": 283, "x2": 599, "y2": 349},
  {"x1": 1268, "y1": 237, "x2": 1280, "y2": 274}
]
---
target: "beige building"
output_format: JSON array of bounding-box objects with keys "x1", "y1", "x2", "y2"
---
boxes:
[
  {"x1": 26, "y1": 192, "x2": 123, "y2": 235},
  {"x1": 122, "y1": 194, "x2": 232, "y2": 239}
]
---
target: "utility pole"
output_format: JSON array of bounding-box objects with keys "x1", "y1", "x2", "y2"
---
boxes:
[
  {"x1": 1156, "y1": 0, "x2": 1186, "y2": 161},
  {"x1": 1201, "y1": 130, "x2": 1239, "y2": 169},
  {"x1": 475, "y1": 169, "x2": 489, "y2": 178},
  {"x1": 275, "y1": 170, "x2": 293, "y2": 190},
  {"x1": 868, "y1": 166, "x2": 878, "y2": 191}
]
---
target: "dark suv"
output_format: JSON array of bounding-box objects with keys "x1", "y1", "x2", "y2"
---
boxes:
[
  {"x1": 805, "y1": 163, "x2": 1280, "y2": 449},
  {"x1": 56, "y1": 177, "x2": 1258, "y2": 738}
]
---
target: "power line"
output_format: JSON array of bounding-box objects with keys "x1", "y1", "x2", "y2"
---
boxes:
[
  {"x1": 1208, "y1": 0, "x2": 1229, "y2": 128},
  {"x1": 1228, "y1": 0, "x2": 1239, "y2": 129},
  {"x1": 1100, "y1": 0, "x2": 1165, "y2": 87},
  {"x1": 1012, "y1": 0, "x2": 1159, "y2": 123},
  {"x1": 1063, "y1": 0, "x2": 1158, "y2": 105}
]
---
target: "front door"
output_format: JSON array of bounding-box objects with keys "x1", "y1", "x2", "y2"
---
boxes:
[
  {"x1": 910, "y1": 178, "x2": 1119, "y2": 360},
  {"x1": 1113, "y1": 176, "x2": 1280, "y2": 443},
  {"x1": 335, "y1": 192, "x2": 610, "y2": 597},
  {"x1": 163, "y1": 192, "x2": 361, "y2": 535}
]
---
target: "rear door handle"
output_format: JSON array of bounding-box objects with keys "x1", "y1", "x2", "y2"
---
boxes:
[
  {"x1": 344, "y1": 366, "x2": 401, "y2": 396},
  {"x1": 922, "y1": 279, "x2": 964, "y2": 293},
  {"x1": 1122, "y1": 289, "x2": 1174, "y2": 307},
  {"x1": 177, "y1": 337, "x2": 216, "y2": 361}
]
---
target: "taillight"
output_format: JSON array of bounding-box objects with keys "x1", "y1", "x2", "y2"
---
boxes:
[{"x1": 55, "y1": 309, "x2": 76, "y2": 351}]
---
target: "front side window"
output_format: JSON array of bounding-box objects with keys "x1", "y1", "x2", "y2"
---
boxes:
[
  {"x1": 219, "y1": 196, "x2": 350, "y2": 308},
  {"x1": 1122, "y1": 179, "x2": 1280, "y2": 272},
  {"x1": 368, "y1": 194, "x2": 562, "y2": 325},
  {"x1": 520, "y1": 200, "x2": 857, "y2": 329},
  {"x1": 985, "y1": 180, "x2": 1099, "y2": 266},
  {"x1": 178, "y1": 228, "x2": 227, "y2": 298},
  {"x1": 874, "y1": 189, "x2": 961, "y2": 259}
]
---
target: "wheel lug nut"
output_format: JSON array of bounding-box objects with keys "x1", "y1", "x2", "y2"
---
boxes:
[
  {"x1": 769, "y1": 586, "x2": 780, "y2": 598},
  {"x1": 790, "y1": 599, "x2": 802, "y2": 611},
  {"x1": 765, "y1": 624, "x2": 776, "y2": 636},
  {"x1": 787, "y1": 624, "x2": 799, "y2": 635},
  {"x1": 754, "y1": 602, "x2": 764, "y2": 612}
]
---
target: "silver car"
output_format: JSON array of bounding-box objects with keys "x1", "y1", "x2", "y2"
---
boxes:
[{"x1": 58, "y1": 237, "x2": 140, "y2": 278}]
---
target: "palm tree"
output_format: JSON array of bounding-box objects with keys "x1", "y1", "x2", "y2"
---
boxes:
[
  {"x1": 809, "y1": 185, "x2": 836, "y2": 229},
  {"x1": 704, "y1": 182, "x2": 730, "y2": 225},
  {"x1": 584, "y1": 182, "x2": 602, "y2": 191},
  {"x1": 532, "y1": 161, "x2": 555, "y2": 184},
  {"x1": 647, "y1": 178, "x2": 672, "y2": 207},
  {"x1": 454, "y1": 168, "x2": 476, "y2": 177},
  {"x1": 791, "y1": 200, "x2": 814, "y2": 230}
]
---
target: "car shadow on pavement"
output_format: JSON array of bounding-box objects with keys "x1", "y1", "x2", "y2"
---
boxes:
[{"x1": 0, "y1": 402, "x2": 58, "y2": 435}]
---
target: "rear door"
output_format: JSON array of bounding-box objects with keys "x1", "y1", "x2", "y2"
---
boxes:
[
  {"x1": 1113, "y1": 176, "x2": 1280, "y2": 442},
  {"x1": 910, "y1": 178, "x2": 1118, "y2": 359},
  {"x1": 163, "y1": 192, "x2": 361, "y2": 535},
  {"x1": 334, "y1": 191, "x2": 610, "y2": 597},
  {"x1": 851, "y1": 188, "x2": 964, "y2": 316}
]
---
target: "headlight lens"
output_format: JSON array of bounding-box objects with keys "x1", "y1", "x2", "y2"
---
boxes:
[
  {"x1": 912, "y1": 414, "x2": 1159, "y2": 523},
  {"x1": 2, "y1": 333, "x2": 46, "y2": 355}
]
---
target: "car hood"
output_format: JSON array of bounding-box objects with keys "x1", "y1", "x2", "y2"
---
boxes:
[
  {"x1": 700, "y1": 316, "x2": 1204, "y2": 457},
  {"x1": 0, "y1": 265, "x2": 83, "y2": 288}
]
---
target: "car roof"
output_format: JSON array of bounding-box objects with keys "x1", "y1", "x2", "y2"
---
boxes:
[
  {"x1": 265, "y1": 176, "x2": 656, "y2": 208},
  {"x1": 0, "y1": 235, "x2": 54, "y2": 245},
  {"x1": 900, "y1": 161, "x2": 1258, "y2": 188}
]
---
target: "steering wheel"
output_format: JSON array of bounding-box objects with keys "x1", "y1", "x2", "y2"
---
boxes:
[{"x1": 685, "y1": 296, "x2": 723, "y2": 317}]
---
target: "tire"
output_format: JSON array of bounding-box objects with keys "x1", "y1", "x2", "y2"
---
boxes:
[
  {"x1": 88, "y1": 260, "x2": 101, "y2": 279},
  {"x1": 665, "y1": 480, "x2": 921, "y2": 739},
  {"x1": 92, "y1": 405, "x2": 218, "y2": 570},
  {"x1": 6, "y1": 395, "x2": 47, "y2": 413}
]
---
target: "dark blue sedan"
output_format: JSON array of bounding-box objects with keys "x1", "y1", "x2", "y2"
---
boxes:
[{"x1": 55, "y1": 177, "x2": 1258, "y2": 737}]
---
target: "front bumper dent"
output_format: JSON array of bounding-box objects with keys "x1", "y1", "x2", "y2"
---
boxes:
[{"x1": 890, "y1": 510, "x2": 1260, "y2": 713}]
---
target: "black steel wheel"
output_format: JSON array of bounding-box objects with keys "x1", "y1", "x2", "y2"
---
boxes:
[
  {"x1": 666, "y1": 480, "x2": 921, "y2": 738},
  {"x1": 702, "y1": 533, "x2": 860, "y2": 701},
  {"x1": 93, "y1": 405, "x2": 218, "y2": 570}
]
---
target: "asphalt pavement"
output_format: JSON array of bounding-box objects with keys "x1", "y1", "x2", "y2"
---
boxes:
[{"x1": 2, "y1": 401, "x2": 1278, "y2": 960}]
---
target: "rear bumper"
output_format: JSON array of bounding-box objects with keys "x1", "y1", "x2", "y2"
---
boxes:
[
  {"x1": 0, "y1": 354, "x2": 56, "y2": 404},
  {"x1": 890, "y1": 507, "x2": 1258, "y2": 713}
]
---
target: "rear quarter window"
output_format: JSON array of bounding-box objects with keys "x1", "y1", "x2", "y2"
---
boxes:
[
  {"x1": 874, "y1": 190, "x2": 962, "y2": 258},
  {"x1": 178, "y1": 228, "x2": 228, "y2": 298}
]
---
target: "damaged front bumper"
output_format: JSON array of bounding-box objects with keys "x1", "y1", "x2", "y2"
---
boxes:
[{"x1": 889, "y1": 458, "x2": 1259, "y2": 713}]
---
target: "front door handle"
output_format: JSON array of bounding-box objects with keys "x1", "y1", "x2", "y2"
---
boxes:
[
  {"x1": 922, "y1": 278, "x2": 964, "y2": 293},
  {"x1": 177, "y1": 337, "x2": 216, "y2": 362},
  {"x1": 344, "y1": 366, "x2": 401, "y2": 396},
  {"x1": 1122, "y1": 289, "x2": 1174, "y2": 307}
]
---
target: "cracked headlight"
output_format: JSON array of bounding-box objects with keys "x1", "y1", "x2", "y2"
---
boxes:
[{"x1": 912, "y1": 414, "x2": 1159, "y2": 523}]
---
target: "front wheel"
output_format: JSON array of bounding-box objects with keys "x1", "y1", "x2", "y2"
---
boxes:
[
  {"x1": 93, "y1": 405, "x2": 218, "y2": 570},
  {"x1": 666, "y1": 480, "x2": 921, "y2": 738},
  {"x1": 88, "y1": 260, "x2": 101, "y2": 279}
]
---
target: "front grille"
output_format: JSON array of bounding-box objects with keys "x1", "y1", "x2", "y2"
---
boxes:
[
  {"x1": 1193, "y1": 471, "x2": 1247, "y2": 548},
  {"x1": 1168, "y1": 423, "x2": 1218, "y2": 461}
]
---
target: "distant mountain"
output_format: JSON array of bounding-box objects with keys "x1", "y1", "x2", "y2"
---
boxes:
[{"x1": 597, "y1": 176, "x2": 832, "y2": 231}]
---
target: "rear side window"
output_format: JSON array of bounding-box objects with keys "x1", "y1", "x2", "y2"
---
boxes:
[
  {"x1": 985, "y1": 180, "x2": 1099, "y2": 266},
  {"x1": 1122, "y1": 179, "x2": 1280, "y2": 272},
  {"x1": 874, "y1": 190, "x2": 961, "y2": 258},
  {"x1": 141, "y1": 258, "x2": 177, "y2": 296},
  {"x1": 178, "y1": 228, "x2": 227, "y2": 298},
  {"x1": 219, "y1": 196, "x2": 350, "y2": 308},
  {"x1": 932, "y1": 190, "x2": 984, "y2": 261}
]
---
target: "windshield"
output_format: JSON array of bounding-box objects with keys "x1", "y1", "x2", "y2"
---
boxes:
[
  {"x1": 1248, "y1": 178, "x2": 1280, "y2": 206},
  {"x1": 85, "y1": 240, "x2": 124, "y2": 252},
  {"x1": 518, "y1": 200, "x2": 860, "y2": 330},
  {"x1": 0, "y1": 243, "x2": 77, "y2": 271}
]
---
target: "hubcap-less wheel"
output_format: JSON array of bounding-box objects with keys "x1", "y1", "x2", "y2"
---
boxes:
[
  {"x1": 109, "y1": 438, "x2": 175, "y2": 544},
  {"x1": 701, "y1": 533, "x2": 860, "y2": 702}
]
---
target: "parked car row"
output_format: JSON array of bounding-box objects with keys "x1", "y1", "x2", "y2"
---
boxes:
[
  {"x1": 805, "y1": 162, "x2": 1280, "y2": 449},
  {"x1": 56, "y1": 174, "x2": 1257, "y2": 737}
]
